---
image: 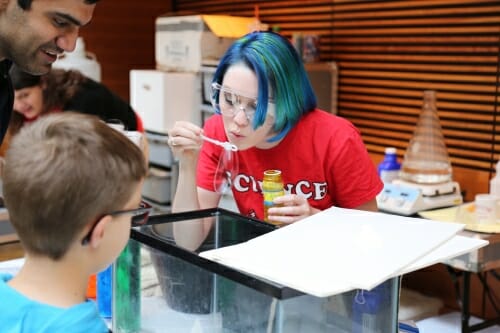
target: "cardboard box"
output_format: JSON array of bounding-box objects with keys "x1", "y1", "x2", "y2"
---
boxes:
[
  {"x1": 130, "y1": 69, "x2": 201, "y2": 134},
  {"x1": 155, "y1": 14, "x2": 259, "y2": 72},
  {"x1": 304, "y1": 62, "x2": 338, "y2": 114}
]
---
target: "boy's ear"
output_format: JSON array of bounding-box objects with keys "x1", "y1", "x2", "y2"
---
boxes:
[{"x1": 88, "y1": 215, "x2": 113, "y2": 248}]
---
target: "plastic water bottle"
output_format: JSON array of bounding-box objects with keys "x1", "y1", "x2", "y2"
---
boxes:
[
  {"x1": 490, "y1": 160, "x2": 500, "y2": 198},
  {"x1": 378, "y1": 147, "x2": 401, "y2": 183},
  {"x1": 352, "y1": 285, "x2": 385, "y2": 333},
  {"x1": 97, "y1": 264, "x2": 113, "y2": 318},
  {"x1": 262, "y1": 169, "x2": 285, "y2": 225}
]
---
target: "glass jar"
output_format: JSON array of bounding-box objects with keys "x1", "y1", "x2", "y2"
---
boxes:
[{"x1": 399, "y1": 90, "x2": 453, "y2": 184}]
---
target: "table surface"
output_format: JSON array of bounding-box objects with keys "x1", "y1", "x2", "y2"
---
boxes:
[
  {"x1": 0, "y1": 210, "x2": 23, "y2": 261},
  {"x1": 0, "y1": 210, "x2": 16, "y2": 242},
  {"x1": 444, "y1": 229, "x2": 500, "y2": 273}
]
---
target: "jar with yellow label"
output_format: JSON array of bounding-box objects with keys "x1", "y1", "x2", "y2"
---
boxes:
[{"x1": 262, "y1": 169, "x2": 285, "y2": 224}]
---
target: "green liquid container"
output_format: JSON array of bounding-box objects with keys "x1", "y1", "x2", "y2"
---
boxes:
[{"x1": 113, "y1": 240, "x2": 141, "y2": 332}]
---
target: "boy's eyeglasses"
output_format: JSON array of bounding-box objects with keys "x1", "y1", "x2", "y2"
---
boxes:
[
  {"x1": 211, "y1": 83, "x2": 274, "y2": 123},
  {"x1": 81, "y1": 200, "x2": 153, "y2": 245}
]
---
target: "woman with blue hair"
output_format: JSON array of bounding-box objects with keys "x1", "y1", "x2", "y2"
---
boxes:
[{"x1": 168, "y1": 31, "x2": 382, "y2": 228}]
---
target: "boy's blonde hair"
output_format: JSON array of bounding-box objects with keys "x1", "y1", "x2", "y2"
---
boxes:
[{"x1": 2, "y1": 112, "x2": 147, "y2": 260}]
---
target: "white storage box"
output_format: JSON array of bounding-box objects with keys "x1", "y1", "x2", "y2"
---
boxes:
[
  {"x1": 146, "y1": 132, "x2": 173, "y2": 168},
  {"x1": 143, "y1": 167, "x2": 171, "y2": 205},
  {"x1": 155, "y1": 15, "x2": 258, "y2": 72},
  {"x1": 130, "y1": 70, "x2": 201, "y2": 133},
  {"x1": 201, "y1": 64, "x2": 217, "y2": 105},
  {"x1": 304, "y1": 62, "x2": 338, "y2": 114}
]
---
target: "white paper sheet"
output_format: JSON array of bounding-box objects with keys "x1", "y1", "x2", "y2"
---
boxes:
[{"x1": 201, "y1": 207, "x2": 486, "y2": 297}]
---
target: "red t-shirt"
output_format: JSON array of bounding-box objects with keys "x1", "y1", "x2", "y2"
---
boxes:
[{"x1": 197, "y1": 109, "x2": 383, "y2": 220}]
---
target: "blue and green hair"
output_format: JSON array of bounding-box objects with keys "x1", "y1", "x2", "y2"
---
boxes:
[{"x1": 212, "y1": 31, "x2": 317, "y2": 142}]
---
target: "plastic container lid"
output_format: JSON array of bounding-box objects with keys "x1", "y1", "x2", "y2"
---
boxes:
[{"x1": 385, "y1": 147, "x2": 397, "y2": 155}]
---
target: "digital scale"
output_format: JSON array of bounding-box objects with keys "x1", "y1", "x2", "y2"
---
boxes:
[{"x1": 377, "y1": 179, "x2": 463, "y2": 216}]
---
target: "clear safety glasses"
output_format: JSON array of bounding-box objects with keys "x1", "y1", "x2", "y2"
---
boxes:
[{"x1": 211, "y1": 83, "x2": 274, "y2": 123}]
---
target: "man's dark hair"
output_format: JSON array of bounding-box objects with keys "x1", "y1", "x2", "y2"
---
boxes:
[{"x1": 17, "y1": 0, "x2": 99, "y2": 10}]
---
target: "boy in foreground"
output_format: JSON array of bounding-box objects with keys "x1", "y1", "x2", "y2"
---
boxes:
[{"x1": 0, "y1": 112, "x2": 149, "y2": 332}]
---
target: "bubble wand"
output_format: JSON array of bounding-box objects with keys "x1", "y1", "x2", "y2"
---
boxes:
[{"x1": 200, "y1": 134, "x2": 238, "y2": 152}]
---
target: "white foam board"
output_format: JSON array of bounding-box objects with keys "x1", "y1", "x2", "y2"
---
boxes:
[
  {"x1": 201, "y1": 207, "x2": 487, "y2": 297},
  {"x1": 398, "y1": 235, "x2": 488, "y2": 275}
]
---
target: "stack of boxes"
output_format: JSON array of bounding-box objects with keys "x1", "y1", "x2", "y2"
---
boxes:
[{"x1": 130, "y1": 14, "x2": 260, "y2": 210}]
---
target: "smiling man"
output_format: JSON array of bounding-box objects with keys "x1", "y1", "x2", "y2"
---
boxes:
[{"x1": 0, "y1": 0, "x2": 99, "y2": 144}]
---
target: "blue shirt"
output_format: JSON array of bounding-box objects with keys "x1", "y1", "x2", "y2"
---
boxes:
[{"x1": 0, "y1": 273, "x2": 109, "y2": 333}]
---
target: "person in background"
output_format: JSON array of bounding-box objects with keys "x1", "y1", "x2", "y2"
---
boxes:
[
  {"x1": 168, "y1": 31, "x2": 382, "y2": 246},
  {"x1": 0, "y1": 65, "x2": 144, "y2": 156},
  {"x1": 0, "y1": 0, "x2": 99, "y2": 145},
  {"x1": 0, "y1": 112, "x2": 149, "y2": 332}
]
